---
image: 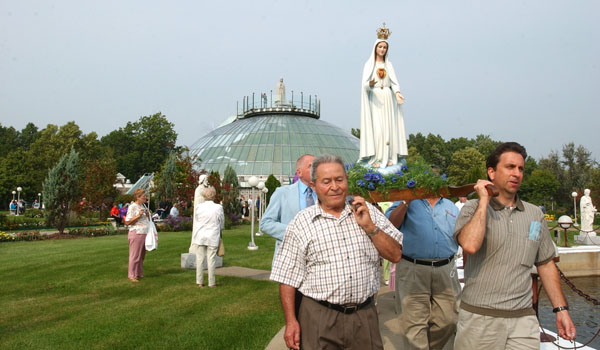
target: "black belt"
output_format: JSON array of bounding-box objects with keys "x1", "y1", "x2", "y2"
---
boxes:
[
  {"x1": 315, "y1": 296, "x2": 373, "y2": 315},
  {"x1": 402, "y1": 255, "x2": 454, "y2": 267}
]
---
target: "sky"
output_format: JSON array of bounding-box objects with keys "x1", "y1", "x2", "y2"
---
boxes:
[{"x1": 1, "y1": 0, "x2": 599, "y2": 160}]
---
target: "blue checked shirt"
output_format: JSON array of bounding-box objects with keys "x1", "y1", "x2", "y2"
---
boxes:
[{"x1": 270, "y1": 202, "x2": 403, "y2": 304}]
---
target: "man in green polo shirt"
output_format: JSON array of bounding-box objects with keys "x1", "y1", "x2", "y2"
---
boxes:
[{"x1": 453, "y1": 142, "x2": 576, "y2": 349}]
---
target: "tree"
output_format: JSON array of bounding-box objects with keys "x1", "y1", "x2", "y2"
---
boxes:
[
  {"x1": 351, "y1": 128, "x2": 360, "y2": 139},
  {"x1": 473, "y1": 134, "x2": 501, "y2": 158},
  {"x1": 81, "y1": 156, "x2": 118, "y2": 213},
  {"x1": 222, "y1": 165, "x2": 241, "y2": 227},
  {"x1": 520, "y1": 169, "x2": 560, "y2": 206},
  {"x1": 101, "y1": 112, "x2": 178, "y2": 181},
  {"x1": 153, "y1": 152, "x2": 177, "y2": 205},
  {"x1": 447, "y1": 147, "x2": 486, "y2": 185},
  {"x1": 174, "y1": 149, "x2": 201, "y2": 206},
  {"x1": 207, "y1": 171, "x2": 223, "y2": 204},
  {"x1": 42, "y1": 148, "x2": 80, "y2": 235},
  {"x1": 265, "y1": 174, "x2": 281, "y2": 205}
]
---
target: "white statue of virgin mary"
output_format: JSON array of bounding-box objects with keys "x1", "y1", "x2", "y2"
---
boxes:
[{"x1": 360, "y1": 25, "x2": 408, "y2": 168}]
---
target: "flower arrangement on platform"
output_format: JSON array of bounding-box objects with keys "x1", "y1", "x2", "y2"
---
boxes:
[{"x1": 347, "y1": 161, "x2": 451, "y2": 201}]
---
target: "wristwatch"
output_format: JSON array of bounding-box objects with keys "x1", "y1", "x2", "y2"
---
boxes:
[
  {"x1": 367, "y1": 226, "x2": 380, "y2": 237},
  {"x1": 552, "y1": 306, "x2": 569, "y2": 313}
]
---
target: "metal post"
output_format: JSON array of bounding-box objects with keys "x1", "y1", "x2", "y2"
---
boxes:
[
  {"x1": 573, "y1": 194, "x2": 578, "y2": 227},
  {"x1": 270, "y1": 90, "x2": 273, "y2": 107},
  {"x1": 252, "y1": 93, "x2": 255, "y2": 110},
  {"x1": 309, "y1": 95, "x2": 311, "y2": 111},
  {"x1": 301, "y1": 92, "x2": 303, "y2": 109},
  {"x1": 291, "y1": 90, "x2": 293, "y2": 106},
  {"x1": 248, "y1": 187, "x2": 258, "y2": 250}
]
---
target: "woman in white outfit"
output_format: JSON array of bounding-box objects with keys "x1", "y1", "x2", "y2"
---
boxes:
[
  {"x1": 360, "y1": 26, "x2": 407, "y2": 168},
  {"x1": 190, "y1": 187, "x2": 224, "y2": 288}
]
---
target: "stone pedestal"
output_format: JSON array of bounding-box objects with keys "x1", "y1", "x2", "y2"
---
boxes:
[
  {"x1": 574, "y1": 232, "x2": 600, "y2": 245},
  {"x1": 181, "y1": 253, "x2": 223, "y2": 270}
]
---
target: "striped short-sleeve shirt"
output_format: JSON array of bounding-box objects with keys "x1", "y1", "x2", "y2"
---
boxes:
[
  {"x1": 453, "y1": 196, "x2": 556, "y2": 317},
  {"x1": 270, "y1": 202, "x2": 403, "y2": 305}
]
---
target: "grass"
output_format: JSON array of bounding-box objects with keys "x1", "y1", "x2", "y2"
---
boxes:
[{"x1": 0, "y1": 223, "x2": 282, "y2": 350}]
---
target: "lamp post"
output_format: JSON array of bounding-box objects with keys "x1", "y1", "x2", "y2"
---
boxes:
[
  {"x1": 572, "y1": 192, "x2": 578, "y2": 227},
  {"x1": 16, "y1": 187, "x2": 22, "y2": 216},
  {"x1": 262, "y1": 187, "x2": 269, "y2": 219},
  {"x1": 255, "y1": 182, "x2": 265, "y2": 236},
  {"x1": 38, "y1": 193, "x2": 41, "y2": 209},
  {"x1": 557, "y1": 215, "x2": 573, "y2": 247},
  {"x1": 247, "y1": 176, "x2": 259, "y2": 250},
  {"x1": 12, "y1": 190, "x2": 16, "y2": 201}
]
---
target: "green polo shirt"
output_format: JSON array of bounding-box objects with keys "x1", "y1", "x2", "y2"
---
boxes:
[{"x1": 454, "y1": 196, "x2": 556, "y2": 317}]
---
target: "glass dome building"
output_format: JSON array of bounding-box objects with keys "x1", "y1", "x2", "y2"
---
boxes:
[{"x1": 189, "y1": 80, "x2": 359, "y2": 185}]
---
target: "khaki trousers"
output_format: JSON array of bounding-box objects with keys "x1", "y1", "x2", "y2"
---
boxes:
[
  {"x1": 394, "y1": 258, "x2": 461, "y2": 350},
  {"x1": 191, "y1": 244, "x2": 217, "y2": 287},
  {"x1": 454, "y1": 310, "x2": 539, "y2": 350},
  {"x1": 298, "y1": 296, "x2": 383, "y2": 350}
]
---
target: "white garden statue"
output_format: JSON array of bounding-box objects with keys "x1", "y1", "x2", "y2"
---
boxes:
[{"x1": 580, "y1": 188, "x2": 597, "y2": 234}]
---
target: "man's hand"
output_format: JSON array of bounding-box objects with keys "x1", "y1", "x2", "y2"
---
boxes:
[
  {"x1": 284, "y1": 319, "x2": 301, "y2": 349},
  {"x1": 369, "y1": 79, "x2": 376, "y2": 87},
  {"x1": 473, "y1": 179, "x2": 493, "y2": 202},
  {"x1": 350, "y1": 196, "x2": 375, "y2": 232},
  {"x1": 556, "y1": 310, "x2": 576, "y2": 341}
]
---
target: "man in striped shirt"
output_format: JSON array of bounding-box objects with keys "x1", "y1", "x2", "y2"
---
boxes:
[
  {"x1": 453, "y1": 142, "x2": 576, "y2": 349},
  {"x1": 270, "y1": 154, "x2": 403, "y2": 350}
]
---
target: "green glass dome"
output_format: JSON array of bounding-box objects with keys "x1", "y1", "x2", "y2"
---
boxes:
[{"x1": 189, "y1": 114, "x2": 359, "y2": 182}]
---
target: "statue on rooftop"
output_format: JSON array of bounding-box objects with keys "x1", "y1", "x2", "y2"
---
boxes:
[{"x1": 360, "y1": 23, "x2": 407, "y2": 169}]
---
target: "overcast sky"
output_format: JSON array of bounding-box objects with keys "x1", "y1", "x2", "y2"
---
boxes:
[{"x1": 1, "y1": 1, "x2": 598, "y2": 160}]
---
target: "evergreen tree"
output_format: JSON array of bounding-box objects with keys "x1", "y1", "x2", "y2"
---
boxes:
[
  {"x1": 42, "y1": 148, "x2": 80, "y2": 235},
  {"x1": 265, "y1": 174, "x2": 281, "y2": 206},
  {"x1": 222, "y1": 165, "x2": 241, "y2": 227}
]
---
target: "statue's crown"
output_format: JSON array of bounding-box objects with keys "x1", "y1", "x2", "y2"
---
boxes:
[{"x1": 376, "y1": 23, "x2": 391, "y2": 40}]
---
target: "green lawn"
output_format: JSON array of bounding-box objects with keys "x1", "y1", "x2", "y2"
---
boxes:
[{"x1": 0, "y1": 224, "x2": 282, "y2": 350}]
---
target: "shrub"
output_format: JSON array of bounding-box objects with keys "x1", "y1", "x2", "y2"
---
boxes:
[
  {"x1": 68, "y1": 227, "x2": 123, "y2": 237},
  {"x1": 156, "y1": 216, "x2": 192, "y2": 232},
  {"x1": 0, "y1": 216, "x2": 46, "y2": 231},
  {"x1": 24, "y1": 209, "x2": 44, "y2": 218}
]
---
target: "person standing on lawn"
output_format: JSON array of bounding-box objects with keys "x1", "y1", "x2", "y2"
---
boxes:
[{"x1": 124, "y1": 188, "x2": 150, "y2": 282}]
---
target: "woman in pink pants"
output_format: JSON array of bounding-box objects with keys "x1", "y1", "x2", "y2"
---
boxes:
[{"x1": 125, "y1": 188, "x2": 150, "y2": 282}]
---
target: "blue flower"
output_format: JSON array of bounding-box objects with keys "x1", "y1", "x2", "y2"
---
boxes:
[
  {"x1": 396, "y1": 170, "x2": 404, "y2": 177},
  {"x1": 368, "y1": 182, "x2": 375, "y2": 190},
  {"x1": 364, "y1": 173, "x2": 373, "y2": 181},
  {"x1": 391, "y1": 176, "x2": 398, "y2": 183},
  {"x1": 407, "y1": 180, "x2": 416, "y2": 188},
  {"x1": 441, "y1": 174, "x2": 447, "y2": 181},
  {"x1": 357, "y1": 180, "x2": 365, "y2": 187},
  {"x1": 401, "y1": 165, "x2": 409, "y2": 172},
  {"x1": 424, "y1": 170, "x2": 429, "y2": 174},
  {"x1": 379, "y1": 178, "x2": 386, "y2": 185}
]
